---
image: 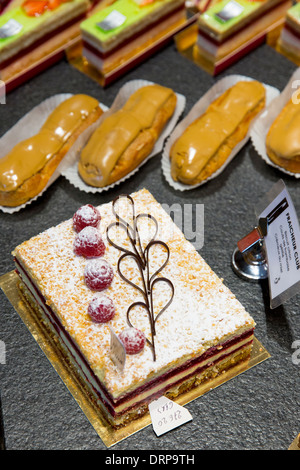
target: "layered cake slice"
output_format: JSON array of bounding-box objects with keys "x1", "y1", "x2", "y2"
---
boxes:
[
  {"x1": 277, "y1": 3, "x2": 300, "y2": 61},
  {"x1": 0, "y1": 0, "x2": 89, "y2": 64},
  {"x1": 196, "y1": 0, "x2": 291, "y2": 74},
  {"x1": 0, "y1": 0, "x2": 92, "y2": 84},
  {"x1": 13, "y1": 189, "x2": 255, "y2": 428},
  {"x1": 80, "y1": 0, "x2": 187, "y2": 73}
]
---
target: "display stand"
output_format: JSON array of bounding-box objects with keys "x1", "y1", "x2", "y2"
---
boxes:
[{"x1": 232, "y1": 221, "x2": 268, "y2": 282}]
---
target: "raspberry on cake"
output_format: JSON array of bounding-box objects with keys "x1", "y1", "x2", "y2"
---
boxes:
[
  {"x1": 84, "y1": 258, "x2": 114, "y2": 291},
  {"x1": 73, "y1": 204, "x2": 101, "y2": 232},
  {"x1": 119, "y1": 327, "x2": 146, "y2": 355},
  {"x1": 88, "y1": 295, "x2": 116, "y2": 323},
  {"x1": 73, "y1": 226, "x2": 106, "y2": 258},
  {"x1": 12, "y1": 189, "x2": 256, "y2": 428}
]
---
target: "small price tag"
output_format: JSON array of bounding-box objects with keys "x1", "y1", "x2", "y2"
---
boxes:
[
  {"x1": 109, "y1": 327, "x2": 126, "y2": 372},
  {"x1": 215, "y1": 0, "x2": 244, "y2": 22},
  {"x1": 149, "y1": 396, "x2": 192, "y2": 436},
  {"x1": 0, "y1": 19, "x2": 23, "y2": 39},
  {"x1": 257, "y1": 180, "x2": 300, "y2": 309},
  {"x1": 97, "y1": 10, "x2": 126, "y2": 31}
]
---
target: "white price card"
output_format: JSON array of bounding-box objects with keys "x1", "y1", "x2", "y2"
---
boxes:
[
  {"x1": 257, "y1": 179, "x2": 300, "y2": 309},
  {"x1": 149, "y1": 396, "x2": 192, "y2": 437}
]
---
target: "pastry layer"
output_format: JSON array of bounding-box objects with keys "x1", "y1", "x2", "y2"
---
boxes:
[
  {"x1": 13, "y1": 188, "x2": 256, "y2": 406},
  {"x1": 266, "y1": 98, "x2": 300, "y2": 173},
  {"x1": 170, "y1": 80, "x2": 266, "y2": 185},
  {"x1": 16, "y1": 265, "x2": 254, "y2": 427}
]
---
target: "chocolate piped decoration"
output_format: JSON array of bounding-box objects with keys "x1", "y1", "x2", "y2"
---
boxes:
[{"x1": 106, "y1": 195, "x2": 174, "y2": 361}]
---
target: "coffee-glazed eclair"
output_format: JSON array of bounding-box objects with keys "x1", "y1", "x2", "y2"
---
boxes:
[
  {"x1": 266, "y1": 97, "x2": 300, "y2": 173},
  {"x1": 78, "y1": 84, "x2": 177, "y2": 187},
  {"x1": 0, "y1": 94, "x2": 103, "y2": 207},
  {"x1": 170, "y1": 80, "x2": 266, "y2": 185}
]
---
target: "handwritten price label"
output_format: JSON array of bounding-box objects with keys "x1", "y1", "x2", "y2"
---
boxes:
[{"x1": 149, "y1": 397, "x2": 192, "y2": 436}]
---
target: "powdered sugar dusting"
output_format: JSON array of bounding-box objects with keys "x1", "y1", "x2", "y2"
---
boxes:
[{"x1": 14, "y1": 189, "x2": 255, "y2": 398}]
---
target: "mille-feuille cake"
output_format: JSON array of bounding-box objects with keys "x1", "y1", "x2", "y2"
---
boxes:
[{"x1": 13, "y1": 189, "x2": 255, "y2": 428}]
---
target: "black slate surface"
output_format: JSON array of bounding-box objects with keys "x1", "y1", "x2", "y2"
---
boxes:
[{"x1": 0, "y1": 38, "x2": 300, "y2": 451}]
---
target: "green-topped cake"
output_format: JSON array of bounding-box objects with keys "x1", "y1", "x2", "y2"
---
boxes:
[
  {"x1": 0, "y1": 0, "x2": 90, "y2": 73},
  {"x1": 196, "y1": 0, "x2": 291, "y2": 74},
  {"x1": 277, "y1": 3, "x2": 300, "y2": 60},
  {"x1": 80, "y1": 0, "x2": 186, "y2": 73}
]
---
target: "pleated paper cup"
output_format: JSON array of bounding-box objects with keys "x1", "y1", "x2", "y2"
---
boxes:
[
  {"x1": 0, "y1": 93, "x2": 106, "y2": 214},
  {"x1": 250, "y1": 68, "x2": 300, "y2": 179},
  {"x1": 162, "y1": 74, "x2": 280, "y2": 192},
  {"x1": 61, "y1": 79, "x2": 186, "y2": 193}
]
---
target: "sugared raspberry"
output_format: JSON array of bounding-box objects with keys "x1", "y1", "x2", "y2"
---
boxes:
[
  {"x1": 73, "y1": 226, "x2": 105, "y2": 258},
  {"x1": 119, "y1": 327, "x2": 146, "y2": 355},
  {"x1": 73, "y1": 204, "x2": 101, "y2": 233},
  {"x1": 88, "y1": 295, "x2": 115, "y2": 323},
  {"x1": 84, "y1": 258, "x2": 114, "y2": 291}
]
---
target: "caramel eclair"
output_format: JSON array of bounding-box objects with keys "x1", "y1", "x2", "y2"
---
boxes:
[
  {"x1": 0, "y1": 94, "x2": 103, "y2": 207},
  {"x1": 266, "y1": 97, "x2": 300, "y2": 174},
  {"x1": 78, "y1": 84, "x2": 177, "y2": 188},
  {"x1": 170, "y1": 80, "x2": 266, "y2": 185}
]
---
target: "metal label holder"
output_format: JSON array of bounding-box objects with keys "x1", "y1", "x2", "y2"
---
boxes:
[{"x1": 231, "y1": 217, "x2": 269, "y2": 282}]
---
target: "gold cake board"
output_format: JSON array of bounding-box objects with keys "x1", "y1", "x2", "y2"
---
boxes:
[
  {"x1": 0, "y1": 270, "x2": 270, "y2": 448},
  {"x1": 289, "y1": 434, "x2": 300, "y2": 450}
]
